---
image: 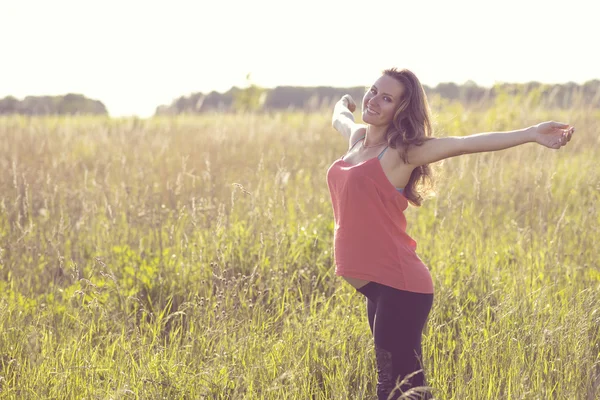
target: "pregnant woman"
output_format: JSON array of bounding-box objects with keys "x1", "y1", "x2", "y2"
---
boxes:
[{"x1": 326, "y1": 68, "x2": 574, "y2": 399}]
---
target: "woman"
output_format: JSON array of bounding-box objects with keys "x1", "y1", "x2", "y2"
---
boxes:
[{"x1": 326, "y1": 68, "x2": 574, "y2": 399}]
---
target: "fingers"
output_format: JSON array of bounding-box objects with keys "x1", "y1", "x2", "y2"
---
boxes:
[
  {"x1": 550, "y1": 126, "x2": 574, "y2": 149},
  {"x1": 558, "y1": 127, "x2": 574, "y2": 146},
  {"x1": 566, "y1": 128, "x2": 573, "y2": 142},
  {"x1": 341, "y1": 95, "x2": 354, "y2": 109},
  {"x1": 342, "y1": 95, "x2": 356, "y2": 112},
  {"x1": 562, "y1": 126, "x2": 574, "y2": 144},
  {"x1": 555, "y1": 123, "x2": 575, "y2": 143}
]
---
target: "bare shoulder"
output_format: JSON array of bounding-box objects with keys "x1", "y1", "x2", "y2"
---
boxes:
[{"x1": 347, "y1": 124, "x2": 367, "y2": 149}]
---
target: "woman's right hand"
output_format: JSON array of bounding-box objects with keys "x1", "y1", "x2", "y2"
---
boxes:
[
  {"x1": 333, "y1": 95, "x2": 358, "y2": 138},
  {"x1": 340, "y1": 95, "x2": 356, "y2": 113}
]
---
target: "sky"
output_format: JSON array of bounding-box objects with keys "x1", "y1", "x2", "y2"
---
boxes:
[{"x1": 1, "y1": 0, "x2": 599, "y2": 117}]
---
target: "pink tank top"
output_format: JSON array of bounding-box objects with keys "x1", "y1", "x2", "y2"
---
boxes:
[{"x1": 326, "y1": 142, "x2": 434, "y2": 294}]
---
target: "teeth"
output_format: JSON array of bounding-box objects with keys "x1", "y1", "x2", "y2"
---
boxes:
[{"x1": 367, "y1": 107, "x2": 378, "y2": 115}]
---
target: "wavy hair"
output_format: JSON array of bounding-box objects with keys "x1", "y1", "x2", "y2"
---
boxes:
[{"x1": 381, "y1": 68, "x2": 435, "y2": 206}]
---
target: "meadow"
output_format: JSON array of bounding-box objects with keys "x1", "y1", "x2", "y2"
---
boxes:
[{"x1": 0, "y1": 96, "x2": 599, "y2": 399}]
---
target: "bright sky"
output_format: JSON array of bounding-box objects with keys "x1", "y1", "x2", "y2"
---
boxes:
[{"x1": 1, "y1": 0, "x2": 598, "y2": 117}]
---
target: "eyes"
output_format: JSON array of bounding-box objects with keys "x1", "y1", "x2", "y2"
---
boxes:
[{"x1": 369, "y1": 88, "x2": 392, "y2": 102}]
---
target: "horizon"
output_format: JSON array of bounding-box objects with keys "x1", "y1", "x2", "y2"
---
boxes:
[
  {"x1": 2, "y1": 0, "x2": 599, "y2": 117},
  {"x1": 3, "y1": 77, "x2": 598, "y2": 117}
]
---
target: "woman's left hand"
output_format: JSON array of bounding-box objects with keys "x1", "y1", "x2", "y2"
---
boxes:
[{"x1": 533, "y1": 121, "x2": 575, "y2": 149}]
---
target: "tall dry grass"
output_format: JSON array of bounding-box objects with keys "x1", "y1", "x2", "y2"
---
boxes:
[{"x1": 0, "y1": 99, "x2": 598, "y2": 399}]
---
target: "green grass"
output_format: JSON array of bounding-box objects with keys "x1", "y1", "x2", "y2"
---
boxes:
[{"x1": 0, "y1": 104, "x2": 599, "y2": 399}]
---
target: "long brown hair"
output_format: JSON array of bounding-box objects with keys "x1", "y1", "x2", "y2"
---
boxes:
[{"x1": 382, "y1": 68, "x2": 435, "y2": 206}]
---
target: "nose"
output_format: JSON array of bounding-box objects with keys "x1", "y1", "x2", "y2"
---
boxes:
[{"x1": 367, "y1": 96, "x2": 379, "y2": 107}]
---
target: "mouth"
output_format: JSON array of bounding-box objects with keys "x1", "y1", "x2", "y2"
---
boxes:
[{"x1": 365, "y1": 105, "x2": 379, "y2": 116}]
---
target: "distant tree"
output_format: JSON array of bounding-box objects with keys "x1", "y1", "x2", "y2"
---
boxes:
[
  {"x1": 0, "y1": 96, "x2": 20, "y2": 114},
  {"x1": 460, "y1": 80, "x2": 487, "y2": 104},
  {"x1": 435, "y1": 82, "x2": 460, "y2": 100},
  {"x1": 0, "y1": 94, "x2": 107, "y2": 115},
  {"x1": 232, "y1": 74, "x2": 266, "y2": 112}
]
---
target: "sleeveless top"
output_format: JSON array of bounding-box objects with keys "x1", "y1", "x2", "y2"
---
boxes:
[{"x1": 326, "y1": 135, "x2": 434, "y2": 294}]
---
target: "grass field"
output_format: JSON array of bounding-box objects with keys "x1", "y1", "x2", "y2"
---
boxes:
[{"x1": 0, "y1": 99, "x2": 599, "y2": 399}]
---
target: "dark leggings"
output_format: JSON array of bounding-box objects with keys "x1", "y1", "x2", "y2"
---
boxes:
[{"x1": 356, "y1": 282, "x2": 434, "y2": 400}]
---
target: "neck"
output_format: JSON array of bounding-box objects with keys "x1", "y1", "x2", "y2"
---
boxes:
[{"x1": 365, "y1": 125, "x2": 388, "y2": 146}]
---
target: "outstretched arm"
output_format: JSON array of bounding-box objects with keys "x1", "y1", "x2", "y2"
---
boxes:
[
  {"x1": 332, "y1": 95, "x2": 358, "y2": 140},
  {"x1": 406, "y1": 121, "x2": 575, "y2": 167}
]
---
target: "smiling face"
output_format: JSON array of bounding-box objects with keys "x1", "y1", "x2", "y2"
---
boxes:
[{"x1": 362, "y1": 74, "x2": 405, "y2": 127}]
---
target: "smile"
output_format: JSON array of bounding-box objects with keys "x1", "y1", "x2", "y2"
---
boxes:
[{"x1": 366, "y1": 106, "x2": 379, "y2": 115}]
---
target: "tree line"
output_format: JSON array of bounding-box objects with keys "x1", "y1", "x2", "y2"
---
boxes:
[
  {"x1": 0, "y1": 93, "x2": 108, "y2": 116},
  {"x1": 155, "y1": 80, "x2": 600, "y2": 115},
  {"x1": 2, "y1": 80, "x2": 599, "y2": 116}
]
